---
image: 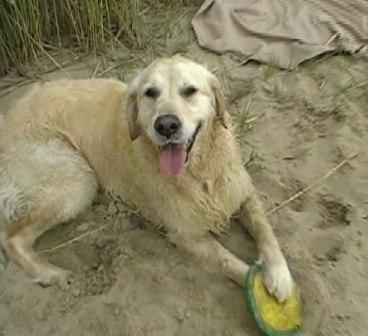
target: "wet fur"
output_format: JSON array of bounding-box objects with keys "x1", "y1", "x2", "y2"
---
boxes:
[{"x1": 0, "y1": 57, "x2": 293, "y2": 300}]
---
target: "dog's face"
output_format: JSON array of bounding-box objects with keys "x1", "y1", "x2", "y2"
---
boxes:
[{"x1": 126, "y1": 56, "x2": 227, "y2": 177}]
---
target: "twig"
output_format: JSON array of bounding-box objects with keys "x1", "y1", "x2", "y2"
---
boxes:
[
  {"x1": 346, "y1": 79, "x2": 368, "y2": 91},
  {"x1": 38, "y1": 197, "x2": 140, "y2": 255},
  {"x1": 38, "y1": 224, "x2": 110, "y2": 255},
  {"x1": 0, "y1": 80, "x2": 34, "y2": 99},
  {"x1": 245, "y1": 116, "x2": 259, "y2": 124},
  {"x1": 99, "y1": 64, "x2": 120, "y2": 77},
  {"x1": 0, "y1": 58, "x2": 81, "y2": 99},
  {"x1": 91, "y1": 60, "x2": 101, "y2": 78},
  {"x1": 323, "y1": 33, "x2": 339, "y2": 46},
  {"x1": 0, "y1": 77, "x2": 30, "y2": 91},
  {"x1": 266, "y1": 153, "x2": 358, "y2": 216}
]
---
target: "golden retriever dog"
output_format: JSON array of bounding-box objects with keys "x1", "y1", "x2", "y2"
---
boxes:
[{"x1": 0, "y1": 56, "x2": 293, "y2": 301}]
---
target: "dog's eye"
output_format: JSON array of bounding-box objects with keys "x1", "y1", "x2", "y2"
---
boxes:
[
  {"x1": 182, "y1": 86, "x2": 197, "y2": 97},
  {"x1": 145, "y1": 87, "x2": 160, "y2": 99}
]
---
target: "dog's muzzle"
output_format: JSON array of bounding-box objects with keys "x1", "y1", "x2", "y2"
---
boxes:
[{"x1": 157, "y1": 121, "x2": 202, "y2": 177}]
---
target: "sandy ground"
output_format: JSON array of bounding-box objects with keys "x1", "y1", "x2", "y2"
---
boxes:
[{"x1": 0, "y1": 42, "x2": 368, "y2": 335}]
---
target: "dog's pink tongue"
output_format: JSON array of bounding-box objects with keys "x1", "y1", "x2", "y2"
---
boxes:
[{"x1": 159, "y1": 146, "x2": 186, "y2": 177}]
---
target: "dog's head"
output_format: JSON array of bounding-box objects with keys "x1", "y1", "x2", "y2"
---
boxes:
[{"x1": 126, "y1": 56, "x2": 227, "y2": 177}]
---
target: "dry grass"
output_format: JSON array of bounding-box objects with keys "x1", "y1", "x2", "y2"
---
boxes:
[
  {"x1": 0, "y1": 0, "x2": 199, "y2": 76},
  {"x1": 0, "y1": 0, "x2": 146, "y2": 76}
]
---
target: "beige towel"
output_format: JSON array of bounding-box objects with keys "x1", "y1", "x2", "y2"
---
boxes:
[{"x1": 192, "y1": 0, "x2": 368, "y2": 69}]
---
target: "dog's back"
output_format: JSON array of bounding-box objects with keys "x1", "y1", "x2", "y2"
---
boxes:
[{"x1": 1, "y1": 79, "x2": 127, "y2": 144}]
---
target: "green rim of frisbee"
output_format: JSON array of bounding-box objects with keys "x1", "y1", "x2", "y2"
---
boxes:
[{"x1": 244, "y1": 265, "x2": 302, "y2": 336}]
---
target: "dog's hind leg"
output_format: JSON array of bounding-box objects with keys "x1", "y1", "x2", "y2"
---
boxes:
[
  {"x1": 0, "y1": 208, "x2": 73, "y2": 285},
  {"x1": 0, "y1": 141, "x2": 98, "y2": 285}
]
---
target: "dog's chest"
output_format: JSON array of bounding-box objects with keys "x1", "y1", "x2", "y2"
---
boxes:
[
  {"x1": 148, "y1": 172, "x2": 244, "y2": 235},
  {"x1": 200, "y1": 175, "x2": 244, "y2": 215},
  {"x1": 104, "y1": 152, "x2": 246, "y2": 235}
]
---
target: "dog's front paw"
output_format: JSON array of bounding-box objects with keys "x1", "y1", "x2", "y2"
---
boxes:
[{"x1": 263, "y1": 263, "x2": 294, "y2": 302}]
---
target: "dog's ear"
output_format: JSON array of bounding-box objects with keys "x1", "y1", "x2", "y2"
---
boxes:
[
  {"x1": 210, "y1": 76, "x2": 229, "y2": 129},
  {"x1": 125, "y1": 84, "x2": 141, "y2": 141}
]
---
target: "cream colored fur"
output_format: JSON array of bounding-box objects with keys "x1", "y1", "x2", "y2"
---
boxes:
[{"x1": 0, "y1": 56, "x2": 293, "y2": 301}]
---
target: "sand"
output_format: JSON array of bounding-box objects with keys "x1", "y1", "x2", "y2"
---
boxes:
[{"x1": 0, "y1": 45, "x2": 367, "y2": 335}]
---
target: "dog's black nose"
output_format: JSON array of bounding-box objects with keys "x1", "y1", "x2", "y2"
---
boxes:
[{"x1": 154, "y1": 114, "x2": 181, "y2": 138}]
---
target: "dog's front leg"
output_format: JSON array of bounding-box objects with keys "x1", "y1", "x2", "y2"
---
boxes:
[
  {"x1": 169, "y1": 233, "x2": 250, "y2": 286},
  {"x1": 239, "y1": 191, "x2": 293, "y2": 301}
]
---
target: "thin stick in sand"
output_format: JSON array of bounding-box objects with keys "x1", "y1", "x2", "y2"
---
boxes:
[
  {"x1": 266, "y1": 153, "x2": 358, "y2": 216},
  {"x1": 91, "y1": 60, "x2": 101, "y2": 79},
  {"x1": 38, "y1": 224, "x2": 110, "y2": 255}
]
